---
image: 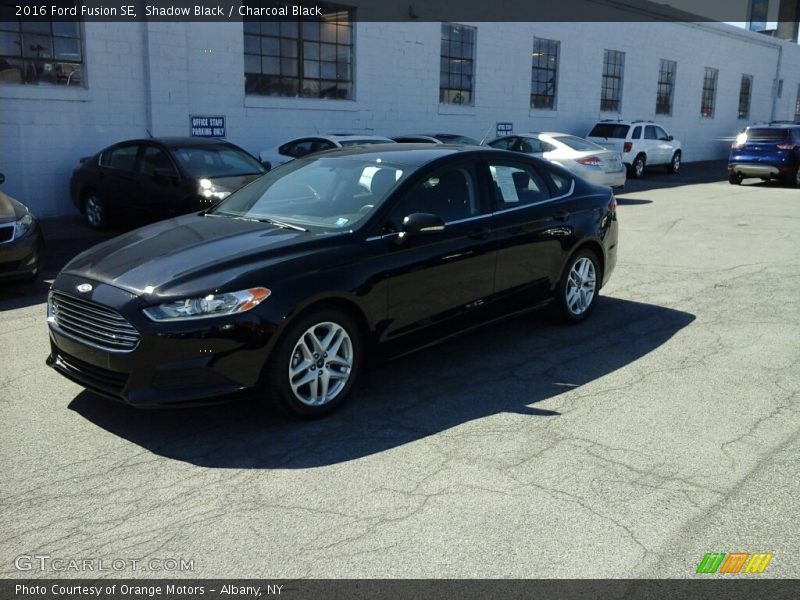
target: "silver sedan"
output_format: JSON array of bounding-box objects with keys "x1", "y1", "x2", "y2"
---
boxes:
[{"x1": 487, "y1": 132, "x2": 626, "y2": 190}]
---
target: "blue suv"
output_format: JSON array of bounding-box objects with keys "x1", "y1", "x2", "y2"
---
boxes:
[{"x1": 728, "y1": 123, "x2": 800, "y2": 187}]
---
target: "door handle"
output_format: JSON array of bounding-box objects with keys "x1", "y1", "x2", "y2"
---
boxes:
[
  {"x1": 554, "y1": 210, "x2": 570, "y2": 221},
  {"x1": 467, "y1": 226, "x2": 491, "y2": 240}
]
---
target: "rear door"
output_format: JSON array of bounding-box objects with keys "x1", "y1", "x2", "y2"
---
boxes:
[
  {"x1": 485, "y1": 159, "x2": 570, "y2": 307},
  {"x1": 643, "y1": 125, "x2": 663, "y2": 164}
]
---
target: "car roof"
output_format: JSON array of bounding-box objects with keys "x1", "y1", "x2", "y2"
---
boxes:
[
  {"x1": 746, "y1": 123, "x2": 800, "y2": 129},
  {"x1": 298, "y1": 143, "x2": 512, "y2": 167},
  {"x1": 104, "y1": 137, "x2": 236, "y2": 148},
  {"x1": 327, "y1": 134, "x2": 394, "y2": 142}
]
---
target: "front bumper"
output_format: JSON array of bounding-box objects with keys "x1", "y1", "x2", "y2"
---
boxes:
[
  {"x1": 46, "y1": 275, "x2": 281, "y2": 406},
  {"x1": 0, "y1": 225, "x2": 42, "y2": 280}
]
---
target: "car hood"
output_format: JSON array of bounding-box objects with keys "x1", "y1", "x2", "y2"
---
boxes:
[
  {"x1": 60, "y1": 213, "x2": 344, "y2": 297},
  {"x1": 0, "y1": 191, "x2": 27, "y2": 222}
]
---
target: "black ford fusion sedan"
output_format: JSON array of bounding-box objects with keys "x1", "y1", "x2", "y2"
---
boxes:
[
  {"x1": 47, "y1": 145, "x2": 618, "y2": 418},
  {"x1": 69, "y1": 137, "x2": 267, "y2": 229}
]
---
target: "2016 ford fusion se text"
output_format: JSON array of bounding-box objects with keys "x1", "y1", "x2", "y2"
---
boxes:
[{"x1": 46, "y1": 145, "x2": 618, "y2": 418}]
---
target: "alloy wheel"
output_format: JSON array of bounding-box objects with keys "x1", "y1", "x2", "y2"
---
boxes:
[
  {"x1": 288, "y1": 321, "x2": 354, "y2": 407},
  {"x1": 672, "y1": 153, "x2": 681, "y2": 173},
  {"x1": 565, "y1": 257, "x2": 597, "y2": 316},
  {"x1": 85, "y1": 196, "x2": 103, "y2": 227}
]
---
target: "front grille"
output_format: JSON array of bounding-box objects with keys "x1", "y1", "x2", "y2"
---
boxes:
[
  {"x1": 0, "y1": 223, "x2": 13, "y2": 244},
  {"x1": 54, "y1": 352, "x2": 128, "y2": 396},
  {"x1": 50, "y1": 291, "x2": 140, "y2": 352}
]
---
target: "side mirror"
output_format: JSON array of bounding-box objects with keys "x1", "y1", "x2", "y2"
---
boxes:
[
  {"x1": 667, "y1": 135, "x2": 674, "y2": 141},
  {"x1": 261, "y1": 160, "x2": 272, "y2": 171},
  {"x1": 153, "y1": 168, "x2": 179, "y2": 183},
  {"x1": 0, "y1": 173, "x2": 4, "y2": 185},
  {"x1": 401, "y1": 213, "x2": 445, "y2": 237}
]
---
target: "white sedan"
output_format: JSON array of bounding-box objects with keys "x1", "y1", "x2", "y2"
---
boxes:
[
  {"x1": 486, "y1": 132, "x2": 626, "y2": 189},
  {"x1": 259, "y1": 134, "x2": 395, "y2": 170}
]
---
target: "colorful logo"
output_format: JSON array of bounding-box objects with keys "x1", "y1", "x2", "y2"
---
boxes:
[{"x1": 696, "y1": 552, "x2": 773, "y2": 574}]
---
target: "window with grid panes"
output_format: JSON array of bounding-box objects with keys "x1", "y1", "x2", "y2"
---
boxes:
[
  {"x1": 440, "y1": 23, "x2": 476, "y2": 105},
  {"x1": 530, "y1": 37, "x2": 559, "y2": 109},
  {"x1": 244, "y1": 4, "x2": 354, "y2": 99},
  {"x1": 0, "y1": 2, "x2": 83, "y2": 87},
  {"x1": 600, "y1": 49, "x2": 625, "y2": 112}
]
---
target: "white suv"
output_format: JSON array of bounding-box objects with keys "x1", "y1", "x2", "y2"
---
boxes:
[{"x1": 586, "y1": 120, "x2": 682, "y2": 178}]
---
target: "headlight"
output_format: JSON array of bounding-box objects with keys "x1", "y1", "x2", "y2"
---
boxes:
[
  {"x1": 198, "y1": 178, "x2": 231, "y2": 201},
  {"x1": 14, "y1": 211, "x2": 34, "y2": 240},
  {"x1": 142, "y1": 287, "x2": 270, "y2": 322}
]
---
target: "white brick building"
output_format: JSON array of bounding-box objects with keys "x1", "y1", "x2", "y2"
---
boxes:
[{"x1": 2, "y1": 15, "x2": 800, "y2": 216}]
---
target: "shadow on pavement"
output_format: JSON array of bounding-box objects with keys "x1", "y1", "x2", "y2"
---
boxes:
[
  {"x1": 620, "y1": 160, "x2": 727, "y2": 195},
  {"x1": 616, "y1": 198, "x2": 653, "y2": 206},
  {"x1": 68, "y1": 297, "x2": 695, "y2": 469}
]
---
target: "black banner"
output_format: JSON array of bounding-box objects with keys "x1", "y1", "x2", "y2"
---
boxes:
[
  {"x1": 4, "y1": 580, "x2": 800, "y2": 600},
  {"x1": 3, "y1": 0, "x2": 789, "y2": 22}
]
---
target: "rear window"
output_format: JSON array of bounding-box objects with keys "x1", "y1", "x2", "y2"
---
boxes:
[
  {"x1": 553, "y1": 135, "x2": 607, "y2": 152},
  {"x1": 746, "y1": 128, "x2": 788, "y2": 142},
  {"x1": 588, "y1": 124, "x2": 630, "y2": 139}
]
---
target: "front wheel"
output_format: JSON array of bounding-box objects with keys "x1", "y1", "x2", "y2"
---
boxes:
[
  {"x1": 667, "y1": 151, "x2": 681, "y2": 174},
  {"x1": 265, "y1": 308, "x2": 363, "y2": 419},
  {"x1": 557, "y1": 250, "x2": 601, "y2": 323}
]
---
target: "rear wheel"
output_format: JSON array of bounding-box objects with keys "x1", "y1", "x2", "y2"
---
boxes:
[
  {"x1": 789, "y1": 166, "x2": 800, "y2": 188},
  {"x1": 557, "y1": 249, "x2": 601, "y2": 324},
  {"x1": 265, "y1": 308, "x2": 363, "y2": 419},
  {"x1": 82, "y1": 191, "x2": 108, "y2": 229},
  {"x1": 667, "y1": 151, "x2": 681, "y2": 174},
  {"x1": 630, "y1": 154, "x2": 646, "y2": 178},
  {"x1": 728, "y1": 172, "x2": 743, "y2": 185}
]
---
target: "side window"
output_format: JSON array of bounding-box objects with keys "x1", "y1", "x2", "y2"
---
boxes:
[
  {"x1": 385, "y1": 163, "x2": 481, "y2": 231},
  {"x1": 632, "y1": 126, "x2": 642, "y2": 139},
  {"x1": 655, "y1": 126, "x2": 670, "y2": 140},
  {"x1": 312, "y1": 140, "x2": 336, "y2": 152},
  {"x1": 548, "y1": 171, "x2": 572, "y2": 194},
  {"x1": 139, "y1": 146, "x2": 175, "y2": 176},
  {"x1": 488, "y1": 137, "x2": 516, "y2": 150},
  {"x1": 644, "y1": 126, "x2": 658, "y2": 140},
  {"x1": 516, "y1": 138, "x2": 544, "y2": 153},
  {"x1": 488, "y1": 163, "x2": 551, "y2": 209},
  {"x1": 288, "y1": 140, "x2": 314, "y2": 158},
  {"x1": 104, "y1": 145, "x2": 139, "y2": 171}
]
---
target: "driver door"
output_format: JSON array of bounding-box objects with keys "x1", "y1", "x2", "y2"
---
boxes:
[{"x1": 376, "y1": 161, "x2": 497, "y2": 342}]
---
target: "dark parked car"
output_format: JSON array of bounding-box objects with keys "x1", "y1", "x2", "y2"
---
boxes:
[
  {"x1": 728, "y1": 123, "x2": 800, "y2": 186},
  {"x1": 70, "y1": 137, "x2": 267, "y2": 228},
  {"x1": 392, "y1": 133, "x2": 481, "y2": 145},
  {"x1": 47, "y1": 145, "x2": 618, "y2": 418},
  {"x1": 0, "y1": 173, "x2": 43, "y2": 282}
]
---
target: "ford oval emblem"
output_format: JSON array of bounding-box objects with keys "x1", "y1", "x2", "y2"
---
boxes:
[{"x1": 76, "y1": 283, "x2": 93, "y2": 293}]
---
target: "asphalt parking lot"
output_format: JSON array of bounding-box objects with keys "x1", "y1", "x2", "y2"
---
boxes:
[{"x1": 0, "y1": 161, "x2": 798, "y2": 579}]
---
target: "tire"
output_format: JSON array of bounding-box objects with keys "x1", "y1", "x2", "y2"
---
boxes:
[
  {"x1": 82, "y1": 191, "x2": 108, "y2": 229},
  {"x1": 788, "y1": 166, "x2": 800, "y2": 188},
  {"x1": 264, "y1": 308, "x2": 363, "y2": 419},
  {"x1": 557, "y1": 249, "x2": 601, "y2": 324},
  {"x1": 630, "y1": 154, "x2": 646, "y2": 179},
  {"x1": 728, "y1": 172, "x2": 743, "y2": 186},
  {"x1": 667, "y1": 151, "x2": 681, "y2": 174}
]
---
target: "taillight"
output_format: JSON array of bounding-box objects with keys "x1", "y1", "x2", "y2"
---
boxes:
[
  {"x1": 577, "y1": 156, "x2": 602, "y2": 166},
  {"x1": 777, "y1": 142, "x2": 796, "y2": 150},
  {"x1": 608, "y1": 195, "x2": 617, "y2": 214},
  {"x1": 623, "y1": 142, "x2": 632, "y2": 153}
]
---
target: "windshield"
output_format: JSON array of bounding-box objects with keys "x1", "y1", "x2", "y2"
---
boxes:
[
  {"x1": 554, "y1": 135, "x2": 607, "y2": 152},
  {"x1": 210, "y1": 156, "x2": 412, "y2": 230},
  {"x1": 173, "y1": 145, "x2": 266, "y2": 178},
  {"x1": 588, "y1": 124, "x2": 630, "y2": 139}
]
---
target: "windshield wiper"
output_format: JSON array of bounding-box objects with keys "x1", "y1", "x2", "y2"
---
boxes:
[{"x1": 259, "y1": 217, "x2": 308, "y2": 232}]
